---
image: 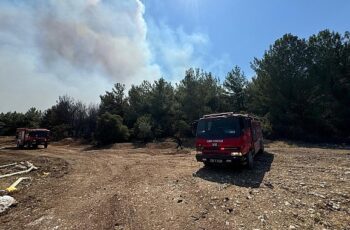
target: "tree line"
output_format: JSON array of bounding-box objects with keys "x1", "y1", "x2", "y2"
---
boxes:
[{"x1": 0, "y1": 30, "x2": 349, "y2": 143}]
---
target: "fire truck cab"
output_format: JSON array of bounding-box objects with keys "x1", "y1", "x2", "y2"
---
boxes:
[
  {"x1": 195, "y1": 112, "x2": 264, "y2": 168},
  {"x1": 16, "y1": 128, "x2": 50, "y2": 149}
]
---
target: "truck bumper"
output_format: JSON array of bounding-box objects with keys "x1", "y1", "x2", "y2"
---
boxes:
[
  {"x1": 28, "y1": 140, "x2": 49, "y2": 146},
  {"x1": 195, "y1": 153, "x2": 247, "y2": 164},
  {"x1": 30, "y1": 140, "x2": 48, "y2": 146}
]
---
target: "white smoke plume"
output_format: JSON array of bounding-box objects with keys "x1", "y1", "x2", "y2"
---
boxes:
[
  {"x1": 0, "y1": 0, "x2": 161, "y2": 112},
  {"x1": 0, "y1": 0, "x2": 216, "y2": 112}
]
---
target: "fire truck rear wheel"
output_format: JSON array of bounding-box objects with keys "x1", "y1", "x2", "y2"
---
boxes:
[
  {"x1": 246, "y1": 151, "x2": 254, "y2": 169},
  {"x1": 203, "y1": 162, "x2": 213, "y2": 168},
  {"x1": 259, "y1": 141, "x2": 264, "y2": 154}
]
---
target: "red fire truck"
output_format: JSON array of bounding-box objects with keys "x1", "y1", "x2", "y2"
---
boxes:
[
  {"x1": 195, "y1": 112, "x2": 264, "y2": 168},
  {"x1": 16, "y1": 128, "x2": 50, "y2": 148}
]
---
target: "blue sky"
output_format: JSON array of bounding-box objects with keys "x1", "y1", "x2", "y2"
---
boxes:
[
  {"x1": 144, "y1": 0, "x2": 350, "y2": 77},
  {"x1": 0, "y1": 0, "x2": 349, "y2": 112}
]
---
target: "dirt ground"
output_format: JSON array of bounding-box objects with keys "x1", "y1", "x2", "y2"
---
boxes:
[{"x1": 0, "y1": 136, "x2": 349, "y2": 230}]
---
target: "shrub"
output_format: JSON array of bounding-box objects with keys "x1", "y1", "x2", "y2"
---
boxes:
[
  {"x1": 95, "y1": 112, "x2": 129, "y2": 144},
  {"x1": 134, "y1": 115, "x2": 153, "y2": 141}
]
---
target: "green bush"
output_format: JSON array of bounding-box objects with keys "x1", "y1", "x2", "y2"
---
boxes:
[
  {"x1": 51, "y1": 124, "x2": 71, "y2": 140},
  {"x1": 134, "y1": 115, "x2": 153, "y2": 141},
  {"x1": 174, "y1": 120, "x2": 191, "y2": 136},
  {"x1": 95, "y1": 112, "x2": 129, "y2": 144}
]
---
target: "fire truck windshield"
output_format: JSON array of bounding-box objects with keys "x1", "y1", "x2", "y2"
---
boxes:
[
  {"x1": 28, "y1": 131, "x2": 48, "y2": 137},
  {"x1": 196, "y1": 117, "x2": 241, "y2": 139}
]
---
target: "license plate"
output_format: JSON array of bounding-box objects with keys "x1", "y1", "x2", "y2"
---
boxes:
[
  {"x1": 210, "y1": 159, "x2": 223, "y2": 163},
  {"x1": 212, "y1": 143, "x2": 218, "y2": 147}
]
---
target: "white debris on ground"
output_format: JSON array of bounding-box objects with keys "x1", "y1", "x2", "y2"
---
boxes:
[
  {"x1": 0, "y1": 195, "x2": 17, "y2": 213},
  {"x1": 0, "y1": 161, "x2": 38, "y2": 179}
]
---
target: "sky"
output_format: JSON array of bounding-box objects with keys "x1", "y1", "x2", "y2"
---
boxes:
[{"x1": 0, "y1": 0, "x2": 349, "y2": 113}]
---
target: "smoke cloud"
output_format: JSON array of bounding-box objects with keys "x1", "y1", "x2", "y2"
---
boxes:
[
  {"x1": 36, "y1": 0, "x2": 160, "y2": 82},
  {"x1": 0, "y1": 0, "x2": 217, "y2": 112},
  {"x1": 0, "y1": 0, "x2": 160, "y2": 112}
]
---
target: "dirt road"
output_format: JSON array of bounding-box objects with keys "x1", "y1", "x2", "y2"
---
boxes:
[{"x1": 0, "y1": 137, "x2": 349, "y2": 230}]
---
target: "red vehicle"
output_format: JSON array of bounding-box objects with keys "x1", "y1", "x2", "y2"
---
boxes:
[
  {"x1": 195, "y1": 112, "x2": 264, "y2": 168},
  {"x1": 16, "y1": 128, "x2": 50, "y2": 148}
]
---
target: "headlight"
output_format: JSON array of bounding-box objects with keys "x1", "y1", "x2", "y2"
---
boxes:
[
  {"x1": 196, "y1": 146, "x2": 203, "y2": 154},
  {"x1": 231, "y1": 152, "x2": 242, "y2": 156},
  {"x1": 196, "y1": 146, "x2": 203, "y2": 151}
]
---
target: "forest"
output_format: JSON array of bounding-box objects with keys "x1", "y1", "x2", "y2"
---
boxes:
[{"x1": 1, "y1": 30, "x2": 349, "y2": 144}]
